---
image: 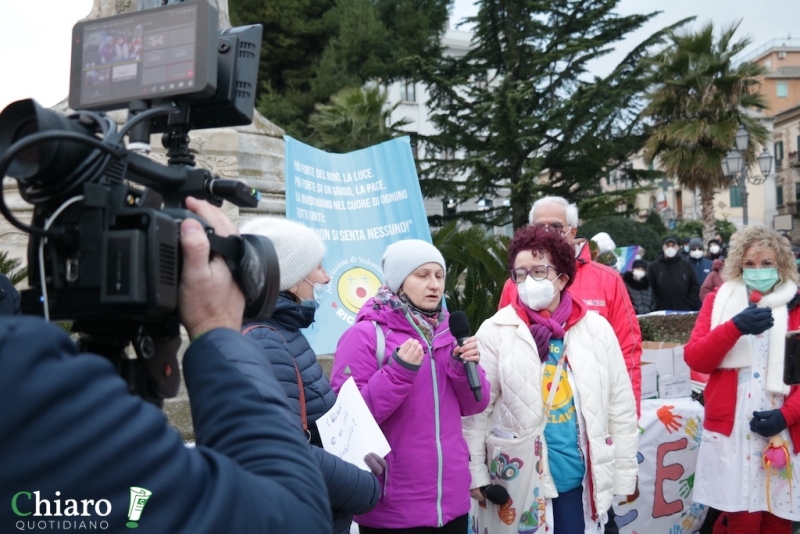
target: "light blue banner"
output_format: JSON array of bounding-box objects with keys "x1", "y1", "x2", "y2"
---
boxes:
[{"x1": 285, "y1": 136, "x2": 432, "y2": 354}]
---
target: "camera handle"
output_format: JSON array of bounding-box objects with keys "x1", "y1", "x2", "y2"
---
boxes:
[{"x1": 77, "y1": 323, "x2": 182, "y2": 407}]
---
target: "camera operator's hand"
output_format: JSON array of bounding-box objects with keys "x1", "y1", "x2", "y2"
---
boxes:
[{"x1": 180, "y1": 197, "x2": 245, "y2": 340}]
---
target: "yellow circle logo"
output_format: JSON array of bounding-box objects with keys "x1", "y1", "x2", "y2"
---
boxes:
[
  {"x1": 542, "y1": 363, "x2": 571, "y2": 410},
  {"x1": 337, "y1": 267, "x2": 382, "y2": 313}
]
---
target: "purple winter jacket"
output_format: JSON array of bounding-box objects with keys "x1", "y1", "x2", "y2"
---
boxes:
[{"x1": 331, "y1": 297, "x2": 490, "y2": 529}]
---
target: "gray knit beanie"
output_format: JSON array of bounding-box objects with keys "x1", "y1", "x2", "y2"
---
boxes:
[
  {"x1": 239, "y1": 217, "x2": 325, "y2": 291},
  {"x1": 381, "y1": 239, "x2": 446, "y2": 293},
  {"x1": 689, "y1": 237, "x2": 704, "y2": 250}
]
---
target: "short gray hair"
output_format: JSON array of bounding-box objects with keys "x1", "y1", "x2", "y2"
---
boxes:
[{"x1": 528, "y1": 196, "x2": 579, "y2": 228}]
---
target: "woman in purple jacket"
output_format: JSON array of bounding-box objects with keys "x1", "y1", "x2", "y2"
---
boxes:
[{"x1": 331, "y1": 239, "x2": 490, "y2": 533}]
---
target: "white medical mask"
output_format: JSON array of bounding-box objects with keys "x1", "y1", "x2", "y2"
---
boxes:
[
  {"x1": 518, "y1": 276, "x2": 556, "y2": 311},
  {"x1": 635, "y1": 254, "x2": 643, "y2": 260},
  {"x1": 633, "y1": 269, "x2": 646, "y2": 280},
  {"x1": 664, "y1": 248, "x2": 678, "y2": 259},
  {"x1": 683, "y1": 245, "x2": 690, "y2": 253},
  {"x1": 709, "y1": 245, "x2": 721, "y2": 255},
  {"x1": 689, "y1": 250, "x2": 704, "y2": 259}
]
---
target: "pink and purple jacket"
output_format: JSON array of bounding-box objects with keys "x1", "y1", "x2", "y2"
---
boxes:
[{"x1": 331, "y1": 298, "x2": 490, "y2": 529}]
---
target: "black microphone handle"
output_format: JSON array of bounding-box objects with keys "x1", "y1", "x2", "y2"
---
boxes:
[
  {"x1": 465, "y1": 361, "x2": 482, "y2": 401},
  {"x1": 458, "y1": 335, "x2": 482, "y2": 401}
]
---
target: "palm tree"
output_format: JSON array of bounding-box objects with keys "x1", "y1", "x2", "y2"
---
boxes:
[
  {"x1": 0, "y1": 251, "x2": 26, "y2": 285},
  {"x1": 433, "y1": 221, "x2": 509, "y2": 330},
  {"x1": 308, "y1": 85, "x2": 411, "y2": 153},
  {"x1": 644, "y1": 22, "x2": 768, "y2": 240}
]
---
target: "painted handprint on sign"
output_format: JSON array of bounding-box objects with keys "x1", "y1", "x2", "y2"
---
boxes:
[
  {"x1": 657, "y1": 405, "x2": 683, "y2": 433},
  {"x1": 684, "y1": 416, "x2": 702, "y2": 449},
  {"x1": 678, "y1": 473, "x2": 695, "y2": 499}
]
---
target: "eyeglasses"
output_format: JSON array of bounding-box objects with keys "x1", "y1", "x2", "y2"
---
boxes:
[
  {"x1": 509, "y1": 265, "x2": 559, "y2": 283},
  {"x1": 532, "y1": 222, "x2": 571, "y2": 237}
]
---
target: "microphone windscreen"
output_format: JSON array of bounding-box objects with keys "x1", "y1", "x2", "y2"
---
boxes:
[
  {"x1": 449, "y1": 310, "x2": 471, "y2": 341},
  {"x1": 484, "y1": 484, "x2": 510, "y2": 505}
]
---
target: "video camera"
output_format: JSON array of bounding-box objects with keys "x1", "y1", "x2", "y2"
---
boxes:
[{"x1": 0, "y1": 0, "x2": 279, "y2": 404}]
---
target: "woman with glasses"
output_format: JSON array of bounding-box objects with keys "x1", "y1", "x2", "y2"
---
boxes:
[{"x1": 463, "y1": 225, "x2": 638, "y2": 534}]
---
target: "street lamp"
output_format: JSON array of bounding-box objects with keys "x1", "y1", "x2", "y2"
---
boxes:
[{"x1": 721, "y1": 126, "x2": 773, "y2": 226}]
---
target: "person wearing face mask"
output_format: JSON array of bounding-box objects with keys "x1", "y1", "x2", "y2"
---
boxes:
[
  {"x1": 235, "y1": 217, "x2": 380, "y2": 534},
  {"x1": 684, "y1": 226, "x2": 800, "y2": 534},
  {"x1": 463, "y1": 225, "x2": 638, "y2": 534},
  {"x1": 680, "y1": 236, "x2": 692, "y2": 258},
  {"x1": 497, "y1": 197, "x2": 642, "y2": 421},
  {"x1": 331, "y1": 239, "x2": 489, "y2": 533},
  {"x1": 707, "y1": 238, "x2": 724, "y2": 260},
  {"x1": 647, "y1": 235, "x2": 700, "y2": 311},
  {"x1": 687, "y1": 237, "x2": 713, "y2": 287},
  {"x1": 623, "y1": 259, "x2": 657, "y2": 315}
]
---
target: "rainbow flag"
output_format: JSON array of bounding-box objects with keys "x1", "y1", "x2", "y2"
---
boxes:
[{"x1": 613, "y1": 245, "x2": 639, "y2": 273}]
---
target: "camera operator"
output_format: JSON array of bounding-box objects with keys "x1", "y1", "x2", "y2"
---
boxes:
[{"x1": 0, "y1": 197, "x2": 332, "y2": 533}]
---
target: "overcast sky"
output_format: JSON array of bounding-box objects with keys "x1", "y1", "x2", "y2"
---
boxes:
[{"x1": 0, "y1": 0, "x2": 796, "y2": 113}]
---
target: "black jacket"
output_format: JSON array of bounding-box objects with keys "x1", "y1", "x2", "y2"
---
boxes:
[
  {"x1": 240, "y1": 294, "x2": 380, "y2": 534},
  {"x1": 622, "y1": 271, "x2": 658, "y2": 315},
  {"x1": 0, "y1": 318, "x2": 332, "y2": 533},
  {"x1": 647, "y1": 254, "x2": 701, "y2": 311}
]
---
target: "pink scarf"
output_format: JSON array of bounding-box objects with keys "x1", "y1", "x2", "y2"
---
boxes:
[{"x1": 519, "y1": 291, "x2": 573, "y2": 361}]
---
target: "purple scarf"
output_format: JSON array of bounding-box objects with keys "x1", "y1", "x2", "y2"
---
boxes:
[{"x1": 519, "y1": 291, "x2": 573, "y2": 361}]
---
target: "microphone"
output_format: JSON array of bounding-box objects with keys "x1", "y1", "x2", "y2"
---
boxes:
[
  {"x1": 449, "y1": 310, "x2": 482, "y2": 401},
  {"x1": 480, "y1": 484, "x2": 510, "y2": 505}
]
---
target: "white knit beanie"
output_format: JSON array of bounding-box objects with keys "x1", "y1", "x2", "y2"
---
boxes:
[
  {"x1": 239, "y1": 217, "x2": 325, "y2": 291},
  {"x1": 381, "y1": 239, "x2": 446, "y2": 293}
]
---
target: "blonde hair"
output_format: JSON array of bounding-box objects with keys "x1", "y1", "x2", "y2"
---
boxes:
[{"x1": 722, "y1": 226, "x2": 799, "y2": 285}]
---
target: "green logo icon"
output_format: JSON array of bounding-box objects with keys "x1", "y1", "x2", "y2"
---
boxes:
[{"x1": 126, "y1": 487, "x2": 152, "y2": 529}]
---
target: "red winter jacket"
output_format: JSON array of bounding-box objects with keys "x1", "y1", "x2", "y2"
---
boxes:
[
  {"x1": 499, "y1": 241, "x2": 643, "y2": 416},
  {"x1": 684, "y1": 287, "x2": 800, "y2": 453}
]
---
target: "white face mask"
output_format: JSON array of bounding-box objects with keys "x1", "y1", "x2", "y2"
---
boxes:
[
  {"x1": 664, "y1": 247, "x2": 678, "y2": 259},
  {"x1": 633, "y1": 269, "x2": 646, "y2": 280},
  {"x1": 635, "y1": 254, "x2": 643, "y2": 260},
  {"x1": 518, "y1": 276, "x2": 556, "y2": 311},
  {"x1": 683, "y1": 245, "x2": 690, "y2": 253},
  {"x1": 709, "y1": 245, "x2": 720, "y2": 255},
  {"x1": 689, "y1": 250, "x2": 704, "y2": 259}
]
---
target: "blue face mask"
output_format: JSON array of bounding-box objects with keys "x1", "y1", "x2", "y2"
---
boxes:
[
  {"x1": 300, "y1": 278, "x2": 329, "y2": 310},
  {"x1": 742, "y1": 267, "x2": 780, "y2": 294}
]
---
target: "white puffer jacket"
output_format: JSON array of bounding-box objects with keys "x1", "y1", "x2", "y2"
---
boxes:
[{"x1": 463, "y1": 304, "x2": 638, "y2": 526}]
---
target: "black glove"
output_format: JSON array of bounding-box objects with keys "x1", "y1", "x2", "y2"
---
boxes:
[
  {"x1": 364, "y1": 452, "x2": 387, "y2": 476},
  {"x1": 750, "y1": 409, "x2": 787, "y2": 437},
  {"x1": 732, "y1": 304, "x2": 774, "y2": 335}
]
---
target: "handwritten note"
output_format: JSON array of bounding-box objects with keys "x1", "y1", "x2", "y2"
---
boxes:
[{"x1": 318, "y1": 377, "x2": 391, "y2": 471}]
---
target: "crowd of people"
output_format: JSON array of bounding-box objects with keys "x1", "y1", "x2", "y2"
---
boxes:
[{"x1": 3, "y1": 195, "x2": 800, "y2": 533}]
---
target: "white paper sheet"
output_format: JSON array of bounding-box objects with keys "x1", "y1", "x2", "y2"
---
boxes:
[{"x1": 317, "y1": 377, "x2": 391, "y2": 471}]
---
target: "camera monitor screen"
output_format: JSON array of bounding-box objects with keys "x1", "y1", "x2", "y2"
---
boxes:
[{"x1": 69, "y1": 0, "x2": 217, "y2": 111}]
